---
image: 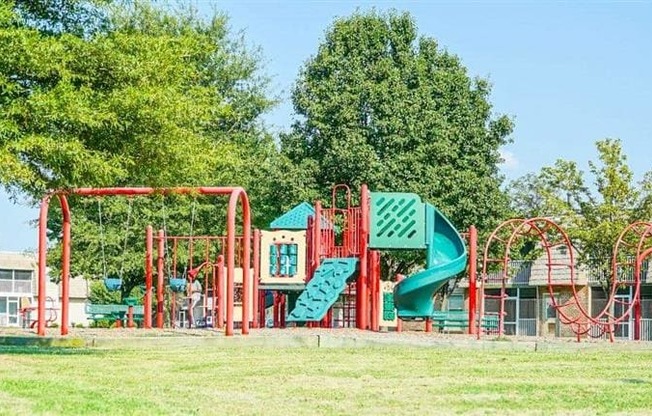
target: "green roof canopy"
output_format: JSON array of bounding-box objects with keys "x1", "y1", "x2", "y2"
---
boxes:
[{"x1": 269, "y1": 202, "x2": 333, "y2": 230}]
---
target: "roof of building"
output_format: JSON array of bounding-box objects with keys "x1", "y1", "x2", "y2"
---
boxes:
[
  {"x1": 0, "y1": 251, "x2": 36, "y2": 270},
  {"x1": 270, "y1": 202, "x2": 333, "y2": 230}
]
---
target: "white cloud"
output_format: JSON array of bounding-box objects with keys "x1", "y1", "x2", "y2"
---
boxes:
[{"x1": 499, "y1": 150, "x2": 519, "y2": 170}]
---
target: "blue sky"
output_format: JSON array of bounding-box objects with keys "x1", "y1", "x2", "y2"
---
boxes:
[{"x1": 1, "y1": 0, "x2": 650, "y2": 251}]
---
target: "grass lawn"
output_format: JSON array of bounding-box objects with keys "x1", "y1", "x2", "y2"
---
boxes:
[{"x1": 1, "y1": 342, "x2": 652, "y2": 415}]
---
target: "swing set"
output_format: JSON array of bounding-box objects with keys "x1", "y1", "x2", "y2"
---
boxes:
[
  {"x1": 96, "y1": 197, "x2": 134, "y2": 293},
  {"x1": 148, "y1": 231, "x2": 256, "y2": 330},
  {"x1": 36, "y1": 187, "x2": 251, "y2": 337}
]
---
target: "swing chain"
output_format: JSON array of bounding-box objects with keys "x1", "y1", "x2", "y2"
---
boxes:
[
  {"x1": 161, "y1": 196, "x2": 172, "y2": 276},
  {"x1": 97, "y1": 199, "x2": 107, "y2": 278},
  {"x1": 119, "y1": 198, "x2": 134, "y2": 278}
]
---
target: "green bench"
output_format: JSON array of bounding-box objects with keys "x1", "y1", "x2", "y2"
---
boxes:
[
  {"x1": 86, "y1": 303, "x2": 145, "y2": 326},
  {"x1": 431, "y1": 310, "x2": 499, "y2": 333}
]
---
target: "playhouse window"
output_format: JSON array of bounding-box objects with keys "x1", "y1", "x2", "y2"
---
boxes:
[{"x1": 269, "y1": 243, "x2": 298, "y2": 277}]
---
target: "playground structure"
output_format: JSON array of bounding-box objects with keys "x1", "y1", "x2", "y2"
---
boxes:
[
  {"x1": 36, "y1": 187, "x2": 251, "y2": 337},
  {"x1": 34, "y1": 184, "x2": 652, "y2": 342},
  {"x1": 145, "y1": 232, "x2": 256, "y2": 331},
  {"x1": 37, "y1": 184, "x2": 473, "y2": 336},
  {"x1": 477, "y1": 218, "x2": 652, "y2": 341}
]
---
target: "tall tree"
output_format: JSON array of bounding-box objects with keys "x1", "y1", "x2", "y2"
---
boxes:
[
  {"x1": 282, "y1": 10, "x2": 513, "y2": 275},
  {"x1": 283, "y1": 11, "x2": 512, "y2": 232},
  {"x1": 0, "y1": 1, "x2": 277, "y2": 299}
]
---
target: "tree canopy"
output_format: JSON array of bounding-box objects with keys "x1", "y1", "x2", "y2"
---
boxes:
[
  {"x1": 282, "y1": 11, "x2": 513, "y2": 233},
  {"x1": 0, "y1": 1, "x2": 273, "y2": 198},
  {"x1": 0, "y1": 1, "x2": 279, "y2": 299}
]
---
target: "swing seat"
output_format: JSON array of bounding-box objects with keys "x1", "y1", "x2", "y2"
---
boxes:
[
  {"x1": 169, "y1": 278, "x2": 187, "y2": 293},
  {"x1": 104, "y1": 277, "x2": 123, "y2": 292}
]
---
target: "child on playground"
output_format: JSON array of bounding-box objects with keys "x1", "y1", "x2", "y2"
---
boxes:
[{"x1": 187, "y1": 277, "x2": 202, "y2": 327}]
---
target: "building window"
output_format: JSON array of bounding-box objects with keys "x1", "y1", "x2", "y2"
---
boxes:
[{"x1": 0, "y1": 269, "x2": 33, "y2": 294}]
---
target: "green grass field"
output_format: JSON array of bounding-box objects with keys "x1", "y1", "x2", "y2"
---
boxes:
[{"x1": 1, "y1": 342, "x2": 652, "y2": 415}]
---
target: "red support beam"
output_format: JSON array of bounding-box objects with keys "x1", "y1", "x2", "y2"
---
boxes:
[
  {"x1": 157, "y1": 229, "x2": 165, "y2": 329},
  {"x1": 211, "y1": 257, "x2": 217, "y2": 327},
  {"x1": 467, "y1": 225, "x2": 477, "y2": 335},
  {"x1": 127, "y1": 305, "x2": 135, "y2": 328},
  {"x1": 226, "y1": 189, "x2": 251, "y2": 336},
  {"x1": 59, "y1": 195, "x2": 71, "y2": 336},
  {"x1": 217, "y1": 255, "x2": 225, "y2": 329},
  {"x1": 273, "y1": 292, "x2": 280, "y2": 328},
  {"x1": 144, "y1": 225, "x2": 153, "y2": 329},
  {"x1": 280, "y1": 294, "x2": 286, "y2": 328},
  {"x1": 313, "y1": 201, "x2": 322, "y2": 277},
  {"x1": 358, "y1": 185, "x2": 370, "y2": 330},
  {"x1": 252, "y1": 229, "x2": 260, "y2": 329},
  {"x1": 37, "y1": 194, "x2": 70, "y2": 336}
]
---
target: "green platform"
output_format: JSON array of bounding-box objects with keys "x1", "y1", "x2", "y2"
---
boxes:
[{"x1": 286, "y1": 258, "x2": 359, "y2": 322}]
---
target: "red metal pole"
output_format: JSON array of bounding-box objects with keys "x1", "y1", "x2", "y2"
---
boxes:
[
  {"x1": 204, "y1": 239, "x2": 210, "y2": 322},
  {"x1": 144, "y1": 225, "x2": 153, "y2": 329},
  {"x1": 226, "y1": 189, "x2": 251, "y2": 336},
  {"x1": 259, "y1": 290, "x2": 266, "y2": 327},
  {"x1": 273, "y1": 292, "x2": 280, "y2": 328},
  {"x1": 358, "y1": 185, "x2": 370, "y2": 330},
  {"x1": 425, "y1": 319, "x2": 432, "y2": 333},
  {"x1": 306, "y1": 216, "x2": 314, "y2": 277},
  {"x1": 127, "y1": 305, "x2": 134, "y2": 328},
  {"x1": 204, "y1": 269, "x2": 209, "y2": 326},
  {"x1": 280, "y1": 294, "x2": 286, "y2": 328},
  {"x1": 37, "y1": 196, "x2": 50, "y2": 336},
  {"x1": 37, "y1": 194, "x2": 71, "y2": 336},
  {"x1": 634, "y1": 256, "x2": 641, "y2": 341},
  {"x1": 225, "y1": 192, "x2": 235, "y2": 335},
  {"x1": 468, "y1": 225, "x2": 478, "y2": 335},
  {"x1": 59, "y1": 195, "x2": 71, "y2": 336},
  {"x1": 217, "y1": 255, "x2": 224, "y2": 329},
  {"x1": 157, "y1": 229, "x2": 165, "y2": 329},
  {"x1": 313, "y1": 201, "x2": 322, "y2": 278},
  {"x1": 212, "y1": 257, "x2": 217, "y2": 327},
  {"x1": 68, "y1": 186, "x2": 244, "y2": 197},
  {"x1": 252, "y1": 229, "x2": 260, "y2": 329}
]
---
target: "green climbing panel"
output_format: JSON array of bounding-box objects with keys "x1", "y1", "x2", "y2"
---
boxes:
[
  {"x1": 382, "y1": 292, "x2": 396, "y2": 321},
  {"x1": 369, "y1": 192, "x2": 426, "y2": 249},
  {"x1": 286, "y1": 258, "x2": 359, "y2": 322}
]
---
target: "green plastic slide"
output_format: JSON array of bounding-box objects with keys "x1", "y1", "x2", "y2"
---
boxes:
[
  {"x1": 393, "y1": 204, "x2": 467, "y2": 319},
  {"x1": 286, "y1": 258, "x2": 358, "y2": 322}
]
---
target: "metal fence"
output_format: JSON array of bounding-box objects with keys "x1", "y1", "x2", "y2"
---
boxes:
[
  {"x1": 518, "y1": 319, "x2": 537, "y2": 336},
  {"x1": 641, "y1": 319, "x2": 652, "y2": 341}
]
